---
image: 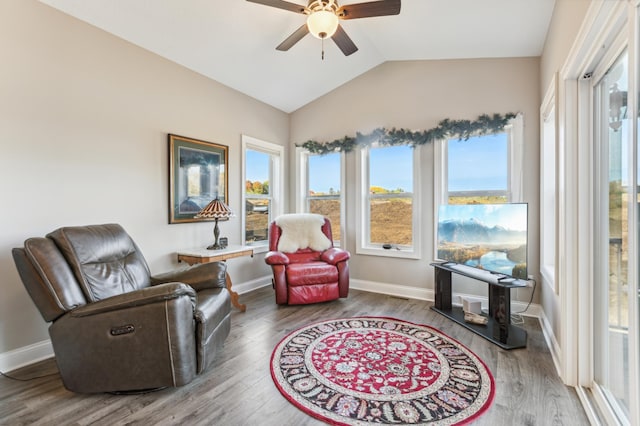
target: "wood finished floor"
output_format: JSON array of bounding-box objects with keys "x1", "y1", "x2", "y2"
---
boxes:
[{"x1": 0, "y1": 287, "x2": 588, "y2": 425}]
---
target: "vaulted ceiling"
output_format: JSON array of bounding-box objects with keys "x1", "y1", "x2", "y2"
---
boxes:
[{"x1": 39, "y1": 0, "x2": 556, "y2": 113}]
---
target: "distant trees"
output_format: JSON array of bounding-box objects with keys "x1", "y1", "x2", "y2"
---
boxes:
[
  {"x1": 246, "y1": 180, "x2": 269, "y2": 194},
  {"x1": 370, "y1": 186, "x2": 405, "y2": 194},
  {"x1": 306, "y1": 186, "x2": 405, "y2": 196},
  {"x1": 309, "y1": 188, "x2": 341, "y2": 196}
]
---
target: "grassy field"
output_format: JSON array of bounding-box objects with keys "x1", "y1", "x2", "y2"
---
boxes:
[
  {"x1": 245, "y1": 198, "x2": 414, "y2": 246},
  {"x1": 448, "y1": 195, "x2": 508, "y2": 204},
  {"x1": 311, "y1": 198, "x2": 413, "y2": 246}
]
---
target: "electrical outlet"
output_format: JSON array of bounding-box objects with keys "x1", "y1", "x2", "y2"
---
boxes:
[{"x1": 527, "y1": 274, "x2": 534, "y2": 280}]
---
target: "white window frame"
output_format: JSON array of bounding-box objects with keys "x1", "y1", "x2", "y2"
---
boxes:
[
  {"x1": 557, "y1": 6, "x2": 637, "y2": 426},
  {"x1": 541, "y1": 75, "x2": 559, "y2": 294},
  {"x1": 241, "y1": 135, "x2": 284, "y2": 253},
  {"x1": 433, "y1": 114, "x2": 524, "y2": 261},
  {"x1": 435, "y1": 114, "x2": 524, "y2": 205},
  {"x1": 446, "y1": 133, "x2": 510, "y2": 201},
  {"x1": 355, "y1": 143, "x2": 421, "y2": 259},
  {"x1": 295, "y1": 147, "x2": 346, "y2": 247}
]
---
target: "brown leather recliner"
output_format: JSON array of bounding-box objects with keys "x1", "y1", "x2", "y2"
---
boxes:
[
  {"x1": 12, "y1": 223, "x2": 231, "y2": 393},
  {"x1": 265, "y1": 214, "x2": 350, "y2": 305}
]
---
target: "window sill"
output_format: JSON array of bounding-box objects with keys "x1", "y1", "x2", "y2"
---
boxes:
[{"x1": 355, "y1": 246, "x2": 420, "y2": 260}]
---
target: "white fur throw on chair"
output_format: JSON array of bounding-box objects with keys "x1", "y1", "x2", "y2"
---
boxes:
[{"x1": 275, "y1": 213, "x2": 332, "y2": 253}]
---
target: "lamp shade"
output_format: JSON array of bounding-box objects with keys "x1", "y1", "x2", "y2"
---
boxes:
[
  {"x1": 194, "y1": 198, "x2": 235, "y2": 220},
  {"x1": 195, "y1": 198, "x2": 234, "y2": 250},
  {"x1": 307, "y1": 10, "x2": 339, "y2": 39}
]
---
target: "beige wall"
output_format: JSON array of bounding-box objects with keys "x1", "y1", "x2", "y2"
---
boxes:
[
  {"x1": 0, "y1": 0, "x2": 288, "y2": 357},
  {"x1": 291, "y1": 58, "x2": 541, "y2": 300},
  {"x1": 540, "y1": 0, "x2": 591, "y2": 96},
  {"x1": 539, "y1": 0, "x2": 591, "y2": 347}
]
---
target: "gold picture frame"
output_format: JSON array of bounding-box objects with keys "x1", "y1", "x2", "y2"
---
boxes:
[{"x1": 168, "y1": 134, "x2": 228, "y2": 223}]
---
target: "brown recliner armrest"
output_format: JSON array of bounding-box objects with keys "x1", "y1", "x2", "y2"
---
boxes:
[
  {"x1": 70, "y1": 282, "x2": 196, "y2": 317},
  {"x1": 150, "y1": 262, "x2": 227, "y2": 292}
]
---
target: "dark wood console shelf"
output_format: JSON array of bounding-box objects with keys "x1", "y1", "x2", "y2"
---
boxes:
[{"x1": 430, "y1": 262, "x2": 528, "y2": 350}]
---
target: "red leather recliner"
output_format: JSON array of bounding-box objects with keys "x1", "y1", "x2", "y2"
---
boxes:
[{"x1": 265, "y1": 214, "x2": 350, "y2": 305}]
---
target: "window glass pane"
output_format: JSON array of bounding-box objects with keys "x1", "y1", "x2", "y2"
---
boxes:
[
  {"x1": 593, "y1": 52, "x2": 631, "y2": 416},
  {"x1": 245, "y1": 149, "x2": 270, "y2": 244},
  {"x1": 309, "y1": 153, "x2": 340, "y2": 195},
  {"x1": 448, "y1": 195, "x2": 508, "y2": 204},
  {"x1": 245, "y1": 150, "x2": 270, "y2": 195},
  {"x1": 369, "y1": 145, "x2": 413, "y2": 246},
  {"x1": 370, "y1": 145, "x2": 413, "y2": 193},
  {"x1": 310, "y1": 198, "x2": 341, "y2": 242},
  {"x1": 542, "y1": 109, "x2": 556, "y2": 271},
  {"x1": 246, "y1": 198, "x2": 269, "y2": 244},
  {"x1": 369, "y1": 197, "x2": 413, "y2": 246},
  {"x1": 308, "y1": 152, "x2": 341, "y2": 243},
  {"x1": 448, "y1": 133, "x2": 507, "y2": 204}
]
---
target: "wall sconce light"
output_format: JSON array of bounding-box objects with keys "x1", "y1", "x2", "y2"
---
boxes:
[{"x1": 609, "y1": 82, "x2": 628, "y2": 131}]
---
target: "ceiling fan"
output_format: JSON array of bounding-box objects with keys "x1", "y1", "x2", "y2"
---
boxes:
[{"x1": 246, "y1": 0, "x2": 401, "y2": 57}]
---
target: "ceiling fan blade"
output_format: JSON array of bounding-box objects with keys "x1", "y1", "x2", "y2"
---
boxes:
[
  {"x1": 332, "y1": 25, "x2": 358, "y2": 56},
  {"x1": 246, "y1": 0, "x2": 306, "y2": 14},
  {"x1": 337, "y1": 0, "x2": 401, "y2": 19},
  {"x1": 276, "y1": 24, "x2": 310, "y2": 51}
]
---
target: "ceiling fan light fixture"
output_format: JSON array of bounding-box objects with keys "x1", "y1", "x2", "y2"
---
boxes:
[{"x1": 307, "y1": 10, "x2": 339, "y2": 39}]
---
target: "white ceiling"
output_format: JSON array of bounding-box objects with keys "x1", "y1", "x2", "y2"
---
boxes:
[{"x1": 39, "y1": 0, "x2": 556, "y2": 113}]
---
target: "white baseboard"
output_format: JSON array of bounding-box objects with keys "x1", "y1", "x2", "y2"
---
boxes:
[
  {"x1": 538, "y1": 308, "x2": 563, "y2": 377},
  {"x1": 0, "y1": 340, "x2": 53, "y2": 373},
  {"x1": 351, "y1": 278, "x2": 542, "y2": 319},
  {"x1": 233, "y1": 275, "x2": 272, "y2": 294},
  {"x1": 350, "y1": 278, "x2": 433, "y2": 301}
]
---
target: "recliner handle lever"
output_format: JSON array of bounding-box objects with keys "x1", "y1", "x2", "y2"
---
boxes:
[{"x1": 110, "y1": 324, "x2": 135, "y2": 336}]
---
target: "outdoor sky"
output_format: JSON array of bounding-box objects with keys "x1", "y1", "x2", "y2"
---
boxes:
[
  {"x1": 448, "y1": 133, "x2": 507, "y2": 192},
  {"x1": 246, "y1": 133, "x2": 508, "y2": 194}
]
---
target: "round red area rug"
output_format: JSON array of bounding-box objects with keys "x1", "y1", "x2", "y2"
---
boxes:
[{"x1": 270, "y1": 317, "x2": 495, "y2": 425}]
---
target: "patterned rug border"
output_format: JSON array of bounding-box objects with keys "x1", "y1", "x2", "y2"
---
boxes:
[{"x1": 270, "y1": 316, "x2": 496, "y2": 426}]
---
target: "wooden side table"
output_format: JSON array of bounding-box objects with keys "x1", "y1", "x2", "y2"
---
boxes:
[{"x1": 177, "y1": 245, "x2": 254, "y2": 312}]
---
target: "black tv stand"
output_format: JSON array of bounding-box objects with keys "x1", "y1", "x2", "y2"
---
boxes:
[{"x1": 430, "y1": 262, "x2": 528, "y2": 350}]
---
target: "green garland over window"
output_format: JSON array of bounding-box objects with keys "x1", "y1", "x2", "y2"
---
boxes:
[{"x1": 298, "y1": 112, "x2": 518, "y2": 155}]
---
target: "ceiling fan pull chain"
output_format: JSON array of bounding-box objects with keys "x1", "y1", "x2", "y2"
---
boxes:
[{"x1": 322, "y1": 37, "x2": 325, "y2": 60}]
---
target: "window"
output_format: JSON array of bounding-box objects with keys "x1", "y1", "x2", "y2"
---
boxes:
[
  {"x1": 433, "y1": 115, "x2": 524, "y2": 269},
  {"x1": 435, "y1": 114, "x2": 523, "y2": 206},
  {"x1": 297, "y1": 149, "x2": 345, "y2": 245},
  {"x1": 356, "y1": 143, "x2": 421, "y2": 258},
  {"x1": 242, "y1": 135, "x2": 284, "y2": 250},
  {"x1": 541, "y1": 80, "x2": 558, "y2": 292},
  {"x1": 447, "y1": 133, "x2": 509, "y2": 204}
]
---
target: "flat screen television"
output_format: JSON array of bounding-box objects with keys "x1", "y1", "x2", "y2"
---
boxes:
[{"x1": 437, "y1": 203, "x2": 528, "y2": 279}]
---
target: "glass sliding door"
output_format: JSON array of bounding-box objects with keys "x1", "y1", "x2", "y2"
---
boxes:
[{"x1": 593, "y1": 50, "x2": 632, "y2": 423}]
